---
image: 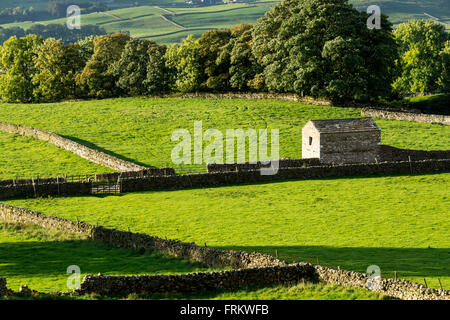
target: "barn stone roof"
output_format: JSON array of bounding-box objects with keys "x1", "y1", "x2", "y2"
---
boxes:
[{"x1": 307, "y1": 118, "x2": 380, "y2": 134}]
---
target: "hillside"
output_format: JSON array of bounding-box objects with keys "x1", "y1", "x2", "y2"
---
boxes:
[
  {"x1": 0, "y1": 1, "x2": 448, "y2": 44},
  {"x1": 0, "y1": 97, "x2": 448, "y2": 174}
]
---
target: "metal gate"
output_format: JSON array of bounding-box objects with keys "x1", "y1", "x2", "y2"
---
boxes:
[{"x1": 91, "y1": 179, "x2": 121, "y2": 195}]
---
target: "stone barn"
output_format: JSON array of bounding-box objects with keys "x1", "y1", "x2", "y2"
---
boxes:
[{"x1": 302, "y1": 118, "x2": 381, "y2": 164}]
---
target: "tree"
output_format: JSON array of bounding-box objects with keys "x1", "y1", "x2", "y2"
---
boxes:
[
  {"x1": 0, "y1": 34, "x2": 43, "y2": 102},
  {"x1": 393, "y1": 20, "x2": 450, "y2": 94},
  {"x1": 76, "y1": 35, "x2": 96, "y2": 65},
  {"x1": 111, "y1": 39, "x2": 152, "y2": 96},
  {"x1": 164, "y1": 35, "x2": 202, "y2": 93},
  {"x1": 251, "y1": 0, "x2": 398, "y2": 102},
  {"x1": 198, "y1": 29, "x2": 232, "y2": 91},
  {"x1": 438, "y1": 41, "x2": 450, "y2": 92},
  {"x1": 218, "y1": 24, "x2": 264, "y2": 92},
  {"x1": 145, "y1": 43, "x2": 169, "y2": 95},
  {"x1": 77, "y1": 33, "x2": 130, "y2": 98},
  {"x1": 32, "y1": 38, "x2": 84, "y2": 102}
]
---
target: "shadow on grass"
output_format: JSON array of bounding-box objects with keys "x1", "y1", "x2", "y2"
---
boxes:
[
  {"x1": 218, "y1": 245, "x2": 450, "y2": 288},
  {"x1": 60, "y1": 135, "x2": 154, "y2": 168}
]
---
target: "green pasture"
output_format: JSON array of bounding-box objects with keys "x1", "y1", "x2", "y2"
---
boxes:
[
  {"x1": 0, "y1": 97, "x2": 448, "y2": 177},
  {"x1": 6, "y1": 172, "x2": 449, "y2": 290}
]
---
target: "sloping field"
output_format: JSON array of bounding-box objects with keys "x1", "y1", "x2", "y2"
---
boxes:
[
  {"x1": 0, "y1": 98, "x2": 448, "y2": 173},
  {"x1": 170, "y1": 6, "x2": 269, "y2": 29},
  {"x1": 0, "y1": 131, "x2": 112, "y2": 180},
  {"x1": 103, "y1": 15, "x2": 181, "y2": 38},
  {"x1": 106, "y1": 6, "x2": 169, "y2": 19},
  {"x1": 0, "y1": 3, "x2": 265, "y2": 42},
  {"x1": 2, "y1": 1, "x2": 448, "y2": 43},
  {"x1": 149, "y1": 29, "x2": 212, "y2": 44}
]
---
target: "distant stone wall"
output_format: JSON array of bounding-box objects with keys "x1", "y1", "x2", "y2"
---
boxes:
[
  {"x1": 163, "y1": 92, "x2": 332, "y2": 106},
  {"x1": 361, "y1": 108, "x2": 450, "y2": 125},
  {"x1": 1, "y1": 204, "x2": 448, "y2": 300},
  {"x1": 0, "y1": 121, "x2": 147, "y2": 172},
  {"x1": 206, "y1": 158, "x2": 321, "y2": 173}
]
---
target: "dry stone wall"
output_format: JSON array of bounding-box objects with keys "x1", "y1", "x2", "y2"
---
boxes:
[
  {"x1": 120, "y1": 159, "x2": 450, "y2": 193},
  {"x1": 0, "y1": 159, "x2": 448, "y2": 199},
  {"x1": 0, "y1": 121, "x2": 147, "y2": 172},
  {"x1": 76, "y1": 266, "x2": 449, "y2": 300},
  {"x1": 0, "y1": 204, "x2": 94, "y2": 234},
  {"x1": 0, "y1": 181, "x2": 92, "y2": 200},
  {"x1": 206, "y1": 158, "x2": 321, "y2": 173},
  {"x1": 315, "y1": 266, "x2": 449, "y2": 300},
  {"x1": 162, "y1": 92, "x2": 332, "y2": 106},
  {"x1": 77, "y1": 264, "x2": 316, "y2": 296},
  {"x1": 0, "y1": 177, "x2": 66, "y2": 187},
  {"x1": 361, "y1": 108, "x2": 450, "y2": 125}
]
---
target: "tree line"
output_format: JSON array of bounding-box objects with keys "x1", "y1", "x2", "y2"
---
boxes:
[
  {"x1": 0, "y1": 0, "x2": 448, "y2": 104},
  {"x1": 0, "y1": 24, "x2": 107, "y2": 45}
]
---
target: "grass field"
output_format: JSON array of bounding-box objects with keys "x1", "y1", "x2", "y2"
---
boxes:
[
  {"x1": 0, "y1": 131, "x2": 112, "y2": 180},
  {"x1": 0, "y1": 222, "x2": 212, "y2": 293},
  {"x1": 2, "y1": 1, "x2": 448, "y2": 44},
  {"x1": 0, "y1": 97, "x2": 448, "y2": 178},
  {"x1": 5, "y1": 172, "x2": 449, "y2": 290}
]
